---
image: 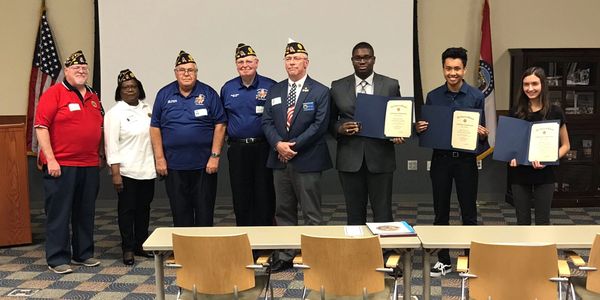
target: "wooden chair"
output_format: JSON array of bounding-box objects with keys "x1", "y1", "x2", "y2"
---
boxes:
[
  {"x1": 566, "y1": 233, "x2": 600, "y2": 299},
  {"x1": 170, "y1": 233, "x2": 273, "y2": 300},
  {"x1": 457, "y1": 242, "x2": 570, "y2": 300},
  {"x1": 294, "y1": 234, "x2": 402, "y2": 300}
]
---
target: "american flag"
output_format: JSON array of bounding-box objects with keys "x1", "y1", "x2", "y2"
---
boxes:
[{"x1": 26, "y1": 11, "x2": 63, "y2": 153}]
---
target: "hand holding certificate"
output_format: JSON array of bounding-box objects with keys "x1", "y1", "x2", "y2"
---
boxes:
[
  {"x1": 354, "y1": 94, "x2": 414, "y2": 139},
  {"x1": 493, "y1": 116, "x2": 560, "y2": 165},
  {"x1": 419, "y1": 105, "x2": 482, "y2": 152}
]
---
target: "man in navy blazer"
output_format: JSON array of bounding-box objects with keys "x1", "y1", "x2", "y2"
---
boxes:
[
  {"x1": 330, "y1": 42, "x2": 404, "y2": 225},
  {"x1": 262, "y1": 39, "x2": 332, "y2": 231}
]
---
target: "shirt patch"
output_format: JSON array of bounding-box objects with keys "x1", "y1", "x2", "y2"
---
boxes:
[
  {"x1": 302, "y1": 102, "x2": 315, "y2": 111},
  {"x1": 195, "y1": 94, "x2": 205, "y2": 105},
  {"x1": 256, "y1": 88, "x2": 268, "y2": 100},
  {"x1": 167, "y1": 99, "x2": 178, "y2": 104},
  {"x1": 230, "y1": 93, "x2": 240, "y2": 98}
]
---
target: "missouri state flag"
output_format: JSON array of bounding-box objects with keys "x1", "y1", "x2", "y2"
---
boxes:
[{"x1": 477, "y1": 0, "x2": 497, "y2": 160}]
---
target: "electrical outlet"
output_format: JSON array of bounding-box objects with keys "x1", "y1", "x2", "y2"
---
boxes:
[
  {"x1": 427, "y1": 160, "x2": 431, "y2": 171},
  {"x1": 477, "y1": 160, "x2": 482, "y2": 170},
  {"x1": 407, "y1": 160, "x2": 418, "y2": 171}
]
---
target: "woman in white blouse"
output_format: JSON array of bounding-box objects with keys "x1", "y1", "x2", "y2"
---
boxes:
[{"x1": 104, "y1": 69, "x2": 156, "y2": 265}]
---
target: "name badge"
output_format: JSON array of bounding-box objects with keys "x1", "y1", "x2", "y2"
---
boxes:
[
  {"x1": 302, "y1": 102, "x2": 315, "y2": 111},
  {"x1": 255, "y1": 106, "x2": 264, "y2": 114},
  {"x1": 271, "y1": 97, "x2": 282, "y2": 106},
  {"x1": 68, "y1": 103, "x2": 81, "y2": 111},
  {"x1": 194, "y1": 108, "x2": 208, "y2": 117}
]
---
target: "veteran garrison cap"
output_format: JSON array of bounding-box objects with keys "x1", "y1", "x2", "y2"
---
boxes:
[
  {"x1": 117, "y1": 69, "x2": 136, "y2": 85},
  {"x1": 285, "y1": 38, "x2": 307, "y2": 56},
  {"x1": 235, "y1": 43, "x2": 256, "y2": 59},
  {"x1": 175, "y1": 50, "x2": 195, "y2": 66},
  {"x1": 64, "y1": 50, "x2": 87, "y2": 67}
]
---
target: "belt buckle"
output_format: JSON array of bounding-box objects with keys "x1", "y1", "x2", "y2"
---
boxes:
[
  {"x1": 451, "y1": 151, "x2": 459, "y2": 158},
  {"x1": 245, "y1": 138, "x2": 255, "y2": 143}
]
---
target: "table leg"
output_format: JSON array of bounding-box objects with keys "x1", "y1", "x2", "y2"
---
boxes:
[
  {"x1": 154, "y1": 251, "x2": 165, "y2": 300},
  {"x1": 402, "y1": 249, "x2": 412, "y2": 300},
  {"x1": 422, "y1": 249, "x2": 436, "y2": 300}
]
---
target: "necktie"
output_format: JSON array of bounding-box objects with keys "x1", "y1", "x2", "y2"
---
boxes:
[
  {"x1": 359, "y1": 80, "x2": 368, "y2": 94},
  {"x1": 286, "y1": 82, "x2": 297, "y2": 130}
]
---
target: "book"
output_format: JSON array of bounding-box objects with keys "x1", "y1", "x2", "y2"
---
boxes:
[{"x1": 366, "y1": 221, "x2": 416, "y2": 237}]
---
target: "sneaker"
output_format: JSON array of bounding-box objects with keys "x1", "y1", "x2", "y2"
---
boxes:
[
  {"x1": 48, "y1": 264, "x2": 73, "y2": 274},
  {"x1": 430, "y1": 261, "x2": 452, "y2": 277},
  {"x1": 72, "y1": 258, "x2": 101, "y2": 267}
]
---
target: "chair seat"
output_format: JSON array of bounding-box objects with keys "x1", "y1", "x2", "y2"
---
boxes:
[
  {"x1": 176, "y1": 275, "x2": 269, "y2": 300},
  {"x1": 572, "y1": 277, "x2": 600, "y2": 300},
  {"x1": 304, "y1": 278, "x2": 399, "y2": 300}
]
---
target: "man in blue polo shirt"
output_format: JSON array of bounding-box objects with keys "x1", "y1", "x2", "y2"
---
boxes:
[
  {"x1": 150, "y1": 50, "x2": 227, "y2": 227},
  {"x1": 220, "y1": 43, "x2": 276, "y2": 226},
  {"x1": 416, "y1": 47, "x2": 489, "y2": 277}
]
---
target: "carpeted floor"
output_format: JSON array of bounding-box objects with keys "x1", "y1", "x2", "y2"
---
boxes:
[{"x1": 1, "y1": 198, "x2": 598, "y2": 299}]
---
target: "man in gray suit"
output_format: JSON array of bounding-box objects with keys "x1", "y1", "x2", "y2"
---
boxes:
[{"x1": 330, "y1": 42, "x2": 404, "y2": 225}]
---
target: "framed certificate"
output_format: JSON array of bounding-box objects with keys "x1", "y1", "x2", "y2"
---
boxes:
[
  {"x1": 355, "y1": 94, "x2": 414, "y2": 139},
  {"x1": 493, "y1": 116, "x2": 560, "y2": 165},
  {"x1": 451, "y1": 110, "x2": 480, "y2": 151},
  {"x1": 419, "y1": 105, "x2": 482, "y2": 153}
]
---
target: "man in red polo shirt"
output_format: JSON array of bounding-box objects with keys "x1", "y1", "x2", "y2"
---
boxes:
[{"x1": 35, "y1": 50, "x2": 103, "y2": 274}]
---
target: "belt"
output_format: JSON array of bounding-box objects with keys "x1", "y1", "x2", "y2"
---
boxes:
[
  {"x1": 228, "y1": 137, "x2": 265, "y2": 144},
  {"x1": 433, "y1": 150, "x2": 475, "y2": 158}
]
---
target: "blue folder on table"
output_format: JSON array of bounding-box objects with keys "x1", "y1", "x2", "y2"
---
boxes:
[
  {"x1": 493, "y1": 116, "x2": 560, "y2": 165},
  {"x1": 354, "y1": 94, "x2": 414, "y2": 139},
  {"x1": 418, "y1": 105, "x2": 481, "y2": 153}
]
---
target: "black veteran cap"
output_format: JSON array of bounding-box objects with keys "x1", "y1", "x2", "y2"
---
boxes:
[
  {"x1": 117, "y1": 69, "x2": 136, "y2": 84},
  {"x1": 64, "y1": 50, "x2": 87, "y2": 67},
  {"x1": 235, "y1": 43, "x2": 256, "y2": 59},
  {"x1": 175, "y1": 50, "x2": 195, "y2": 66},
  {"x1": 285, "y1": 38, "x2": 307, "y2": 56}
]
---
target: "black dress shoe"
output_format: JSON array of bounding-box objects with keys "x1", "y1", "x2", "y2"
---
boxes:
[
  {"x1": 134, "y1": 249, "x2": 153, "y2": 258},
  {"x1": 123, "y1": 251, "x2": 135, "y2": 265}
]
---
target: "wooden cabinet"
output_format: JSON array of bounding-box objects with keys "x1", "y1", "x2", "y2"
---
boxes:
[
  {"x1": 509, "y1": 48, "x2": 600, "y2": 207},
  {"x1": 0, "y1": 123, "x2": 32, "y2": 246}
]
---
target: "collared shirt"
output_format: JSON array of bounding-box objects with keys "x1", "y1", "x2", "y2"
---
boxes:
[
  {"x1": 287, "y1": 74, "x2": 308, "y2": 104},
  {"x1": 354, "y1": 73, "x2": 374, "y2": 95},
  {"x1": 104, "y1": 100, "x2": 156, "y2": 179},
  {"x1": 220, "y1": 74, "x2": 276, "y2": 139},
  {"x1": 34, "y1": 80, "x2": 103, "y2": 166},
  {"x1": 151, "y1": 80, "x2": 227, "y2": 170}
]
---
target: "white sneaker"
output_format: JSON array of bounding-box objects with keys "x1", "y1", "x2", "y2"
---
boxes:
[{"x1": 430, "y1": 261, "x2": 452, "y2": 277}]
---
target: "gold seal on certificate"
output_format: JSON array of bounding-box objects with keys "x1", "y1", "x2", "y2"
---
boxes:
[
  {"x1": 528, "y1": 122, "x2": 559, "y2": 162},
  {"x1": 451, "y1": 110, "x2": 480, "y2": 151},
  {"x1": 384, "y1": 99, "x2": 413, "y2": 138}
]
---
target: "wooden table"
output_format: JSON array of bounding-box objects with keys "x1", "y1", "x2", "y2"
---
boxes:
[
  {"x1": 144, "y1": 225, "x2": 421, "y2": 300},
  {"x1": 414, "y1": 225, "x2": 600, "y2": 300}
]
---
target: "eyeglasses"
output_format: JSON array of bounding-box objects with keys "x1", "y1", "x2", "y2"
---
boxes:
[
  {"x1": 285, "y1": 56, "x2": 306, "y2": 62},
  {"x1": 175, "y1": 68, "x2": 197, "y2": 74},
  {"x1": 351, "y1": 56, "x2": 374, "y2": 63},
  {"x1": 70, "y1": 65, "x2": 89, "y2": 72}
]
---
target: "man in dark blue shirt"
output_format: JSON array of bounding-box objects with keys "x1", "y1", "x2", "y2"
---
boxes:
[
  {"x1": 416, "y1": 47, "x2": 489, "y2": 277},
  {"x1": 220, "y1": 43, "x2": 276, "y2": 226},
  {"x1": 150, "y1": 50, "x2": 227, "y2": 227}
]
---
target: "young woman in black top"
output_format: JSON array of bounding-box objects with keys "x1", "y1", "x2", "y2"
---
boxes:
[{"x1": 509, "y1": 66, "x2": 570, "y2": 225}]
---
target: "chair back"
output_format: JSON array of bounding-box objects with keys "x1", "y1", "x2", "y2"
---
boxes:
[
  {"x1": 468, "y1": 241, "x2": 558, "y2": 300},
  {"x1": 587, "y1": 234, "x2": 600, "y2": 293},
  {"x1": 172, "y1": 233, "x2": 255, "y2": 294},
  {"x1": 300, "y1": 234, "x2": 384, "y2": 296}
]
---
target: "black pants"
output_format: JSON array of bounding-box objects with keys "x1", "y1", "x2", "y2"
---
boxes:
[
  {"x1": 43, "y1": 166, "x2": 99, "y2": 267},
  {"x1": 339, "y1": 161, "x2": 393, "y2": 225},
  {"x1": 165, "y1": 169, "x2": 217, "y2": 227},
  {"x1": 227, "y1": 141, "x2": 275, "y2": 226},
  {"x1": 430, "y1": 151, "x2": 478, "y2": 264},
  {"x1": 511, "y1": 183, "x2": 554, "y2": 225},
  {"x1": 117, "y1": 176, "x2": 155, "y2": 251}
]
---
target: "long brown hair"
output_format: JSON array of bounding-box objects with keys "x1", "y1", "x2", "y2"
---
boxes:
[{"x1": 513, "y1": 66, "x2": 550, "y2": 119}]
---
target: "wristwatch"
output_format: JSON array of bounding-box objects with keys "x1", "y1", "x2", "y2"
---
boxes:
[{"x1": 210, "y1": 152, "x2": 221, "y2": 158}]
